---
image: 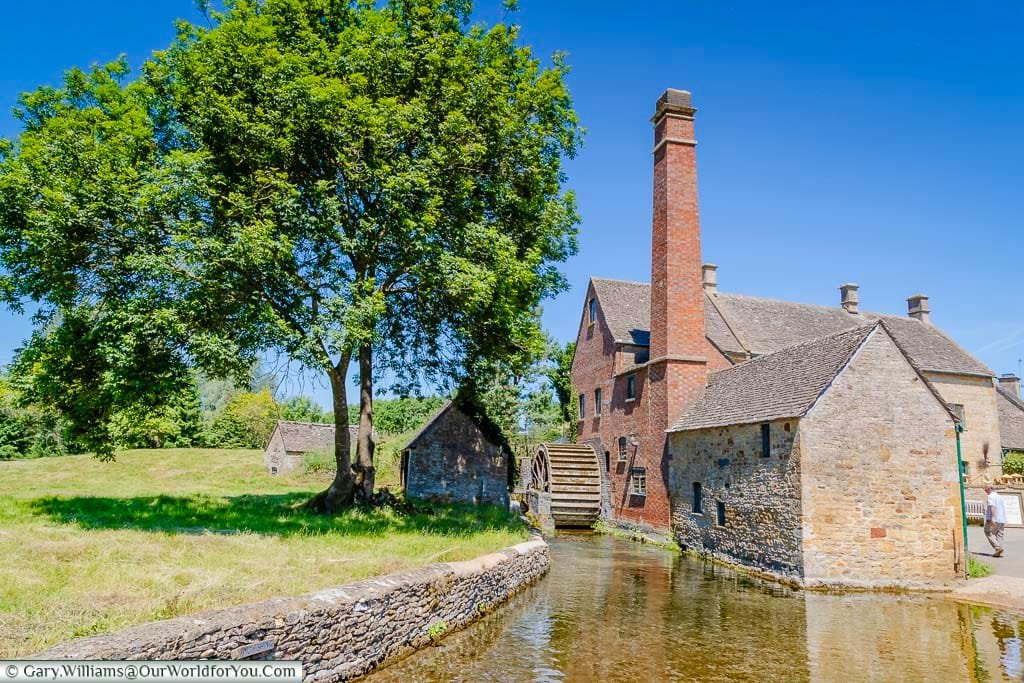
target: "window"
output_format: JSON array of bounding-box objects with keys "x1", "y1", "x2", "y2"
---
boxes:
[
  {"x1": 618, "y1": 436, "x2": 628, "y2": 462},
  {"x1": 949, "y1": 403, "x2": 966, "y2": 428},
  {"x1": 579, "y1": 394, "x2": 586, "y2": 419},
  {"x1": 588, "y1": 298, "x2": 597, "y2": 325},
  {"x1": 631, "y1": 467, "x2": 647, "y2": 496},
  {"x1": 604, "y1": 450, "x2": 610, "y2": 473},
  {"x1": 761, "y1": 423, "x2": 771, "y2": 458},
  {"x1": 716, "y1": 501, "x2": 727, "y2": 526},
  {"x1": 626, "y1": 374, "x2": 637, "y2": 400},
  {"x1": 692, "y1": 482, "x2": 703, "y2": 514},
  {"x1": 594, "y1": 388, "x2": 602, "y2": 416}
]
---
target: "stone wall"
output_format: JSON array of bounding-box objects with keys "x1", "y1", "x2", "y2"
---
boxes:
[
  {"x1": 405, "y1": 404, "x2": 509, "y2": 507},
  {"x1": 32, "y1": 537, "x2": 549, "y2": 682},
  {"x1": 800, "y1": 329, "x2": 963, "y2": 588},
  {"x1": 927, "y1": 372, "x2": 1003, "y2": 484},
  {"x1": 668, "y1": 418, "x2": 804, "y2": 577}
]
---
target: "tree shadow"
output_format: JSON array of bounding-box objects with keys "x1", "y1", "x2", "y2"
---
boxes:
[{"x1": 26, "y1": 494, "x2": 521, "y2": 538}]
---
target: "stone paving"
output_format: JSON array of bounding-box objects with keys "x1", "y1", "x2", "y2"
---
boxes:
[{"x1": 968, "y1": 525, "x2": 1024, "y2": 577}]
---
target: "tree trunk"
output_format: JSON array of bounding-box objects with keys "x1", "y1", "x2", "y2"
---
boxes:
[
  {"x1": 354, "y1": 343, "x2": 376, "y2": 500},
  {"x1": 308, "y1": 356, "x2": 356, "y2": 513}
]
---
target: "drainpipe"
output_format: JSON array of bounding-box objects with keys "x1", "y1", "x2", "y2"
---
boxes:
[{"x1": 955, "y1": 424, "x2": 969, "y2": 578}]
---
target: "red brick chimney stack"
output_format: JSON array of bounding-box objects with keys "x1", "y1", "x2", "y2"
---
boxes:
[{"x1": 648, "y1": 88, "x2": 709, "y2": 435}]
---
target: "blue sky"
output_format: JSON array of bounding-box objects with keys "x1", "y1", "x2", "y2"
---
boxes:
[{"x1": 1, "y1": 1, "x2": 1022, "y2": 407}]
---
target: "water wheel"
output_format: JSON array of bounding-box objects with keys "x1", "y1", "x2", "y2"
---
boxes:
[{"x1": 534, "y1": 443, "x2": 601, "y2": 528}]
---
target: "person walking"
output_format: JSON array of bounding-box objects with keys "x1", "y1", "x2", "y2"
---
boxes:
[{"x1": 984, "y1": 484, "x2": 1007, "y2": 558}]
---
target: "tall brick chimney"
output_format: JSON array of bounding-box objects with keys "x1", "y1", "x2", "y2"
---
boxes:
[{"x1": 649, "y1": 88, "x2": 708, "y2": 426}]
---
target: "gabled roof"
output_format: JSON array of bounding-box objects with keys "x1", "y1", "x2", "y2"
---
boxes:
[
  {"x1": 587, "y1": 279, "x2": 992, "y2": 377},
  {"x1": 403, "y1": 394, "x2": 511, "y2": 453},
  {"x1": 271, "y1": 421, "x2": 358, "y2": 453},
  {"x1": 997, "y1": 386, "x2": 1024, "y2": 451},
  {"x1": 669, "y1": 325, "x2": 876, "y2": 432},
  {"x1": 590, "y1": 278, "x2": 650, "y2": 345}
]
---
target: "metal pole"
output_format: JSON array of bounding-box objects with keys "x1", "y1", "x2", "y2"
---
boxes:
[{"x1": 956, "y1": 424, "x2": 969, "y2": 577}]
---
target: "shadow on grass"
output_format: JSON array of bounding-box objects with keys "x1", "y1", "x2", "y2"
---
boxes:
[{"x1": 26, "y1": 493, "x2": 522, "y2": 538}]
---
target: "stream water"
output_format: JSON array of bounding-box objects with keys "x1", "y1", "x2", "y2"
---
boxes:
[{"x1": 366, "y1": 533, "x2": 1024, "y2": 682}]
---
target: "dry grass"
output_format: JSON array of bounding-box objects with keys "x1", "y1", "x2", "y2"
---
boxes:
[{"x1": 0, "y1": 448, "x2": 526, "y2": 657}]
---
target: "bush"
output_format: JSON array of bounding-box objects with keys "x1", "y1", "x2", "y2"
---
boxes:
[
  {"x1": 303, "y1": 448, "x2": 334, "y2": 477},
  {"x1": 108, "y1": 383, "x2": 203, "y2": 450},
  {"x1": 205, "y1": 389, "x2": 280, "y2": 449},
  {"x1": 1003, "y1": 452, "x2": 1024, "y2": 476}
]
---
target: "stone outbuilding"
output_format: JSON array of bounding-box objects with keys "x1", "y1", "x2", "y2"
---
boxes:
[
  {"x1": 667, "y1": 323, "x2": 963, "y2": 589},
  {"x1": 401, "y1": 400, "x2": 511, "y2": 508},
  {"x1": 264, "y1": 421, "x2": 358, "y2": 475}
]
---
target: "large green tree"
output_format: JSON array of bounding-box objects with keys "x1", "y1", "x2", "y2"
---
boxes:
[{"x1": 0, "y1": 0, "x2": 580, "y2": 511}]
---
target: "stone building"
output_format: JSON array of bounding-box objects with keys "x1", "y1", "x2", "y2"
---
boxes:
[
  {"x1": 668, "y1": 324, "x2": 962, "y2": 587},
  {"x1": 569, "y1": 87, "x2": 1001, "y2": 585},
  {"x1": 997, "y1": 374, "x2": 1024, "y2": 457},
  {"x1": 401, "y1": 400, "x2": 511, "y2": 507},
  {"x1": 264, "y1": 421, "x2": 358, "y2": 475}
]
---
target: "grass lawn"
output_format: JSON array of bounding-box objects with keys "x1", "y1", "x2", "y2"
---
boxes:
[{"x1": 0, "y1": 447, "x2": 526, "y2": 658}]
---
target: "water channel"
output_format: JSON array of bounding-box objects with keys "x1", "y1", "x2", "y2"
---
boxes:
[{"x1": 367, "y1": 533, "x2": 1024, "y2": 682}]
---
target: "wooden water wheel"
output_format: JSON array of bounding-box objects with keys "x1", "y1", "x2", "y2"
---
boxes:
[{"x1": 533, "y1": 443, "x2": 602, "y2": 528}]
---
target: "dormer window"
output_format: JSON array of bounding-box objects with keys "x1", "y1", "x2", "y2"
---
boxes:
[{"x1": 588, "y1": 298, "x2": 597, "y2": 325}]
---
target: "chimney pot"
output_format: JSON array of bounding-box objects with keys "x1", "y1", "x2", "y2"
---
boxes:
[
  {"x1": 702, "y1": 263, "x2": 718, "y2": 294},
  {"x1": 1000, "y1": 374, "x2": 1021, "y2": 399},
  {"x1": 907, "y1": 294, "x2": 931, "y2": 324},
  {"x1": 839, "y1": 283, "x2": 860, "y2": 314}
]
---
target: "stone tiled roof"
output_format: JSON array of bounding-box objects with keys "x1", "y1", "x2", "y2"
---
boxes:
[
  {"x1": 588, "y1": 279, "x2": 992, "y2": 377},
  {"x1": 590, "y1": 278, "x2": 651, "y2": 345},
  {"x1": 668, "y1": 325, "x2": 877, "y2": 432},
  {"x1": 997, "y1": 387, "x2": 1024, "y2": 451},
  {"x1": 274, "y1": 421, "x2": 358, "y2": 453}
]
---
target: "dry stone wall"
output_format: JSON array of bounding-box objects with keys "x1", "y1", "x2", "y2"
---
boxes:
[{"x1": 32, "y1": 537, "x2": 549, "y2": 682}]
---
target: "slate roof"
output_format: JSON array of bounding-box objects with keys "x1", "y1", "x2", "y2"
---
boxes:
[
  {"x1": 587, "y1": 279, "x2": 992, "y2": 377},
  {"x1": 273, "y1": 421, "x2": 358, "y2": 453},
  {"x1": 590, "y1": 278, "x2": 651, "y2": 345},
  {"x1": 997, "y1": 387, "x2": 1024, "y2": 451},
  {"x1": 669, "y1": 325, "x2": 876, "y2": 432}
]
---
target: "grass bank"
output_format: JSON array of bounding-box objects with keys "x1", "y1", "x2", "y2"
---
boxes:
[{"x1": 0, "y1": 448, "x2": 526, "y2": 657}]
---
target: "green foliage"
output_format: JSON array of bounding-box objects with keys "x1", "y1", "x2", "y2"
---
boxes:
[
  {"x1": 281, "y1": 396, "x2": 327, "y2": 424},
  {"x1": 427, "y1": 620, "x2": 448, "y2": 641},
  {"x1": 357, "y1": 396, "x2": 447, "y2": 435},
  {"x1": 1003, "y1": 452, "x2": 1024, "y2": 476},
  {"x1": 0, "y1": 0, "x2": 581, "y2": 496},
  {"x1": 969, "y1": 556, "x2": 993, "y2": 578},
  {"x1": 108, "y1": 381, "x2": 203, "y2": 449},
  {"x1": 567, "y1": 392, "x2": 580, "y2": 442},
  {"x1": 0, "y1": 373, "x2": 67, "y2": 459},
  {"x1": 545, "y1": 340, "x2": 575, "y2": 422},
  {"x1": 205, "y1": 389, "x2": 280, "y2": 449},
  {"x1": 303, "y1": 449, "x2": 335, "y2": 477}
]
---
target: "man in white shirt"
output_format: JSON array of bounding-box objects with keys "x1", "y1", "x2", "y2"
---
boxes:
[{"x1": 984, "y1": 484, "x2": 1007, "y2": 558}]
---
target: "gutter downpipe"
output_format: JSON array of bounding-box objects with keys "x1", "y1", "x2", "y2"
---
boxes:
[{"x1": 955, "y1": 423, "x2": 969, "y2": 578}]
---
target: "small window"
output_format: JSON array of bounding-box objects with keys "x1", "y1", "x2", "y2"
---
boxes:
[
  {"x1": 716, "y1": 501, "x2": 726, "y2": 526},
  {"x1": 588, "y1": 298, "x2": 597, "y2": 325},
  {"x1": 761, "y1": 423, "x2": 771, "y2": 458},
  {"x1": 579, "y1": 394, "x2": 586, "y2": 419},
  {"x1": 949, "y1": 403, "x2": 966, "y2": 428},
  {"x1": 604, "y1": 450, "x2": 610, "y2": 472},
  {"x1": 594, "y1": 388, "x2": 602, "y2": 416},
  {"x1": 618, "y1": 436, "x2": 628, "y2": 462},
  {"x1": 626, "y1": 374, "x2": 637, "y2": 400},
  {"x1": 692, "y1": 482, "x2": 703, "y2": 514},
  {"x1": 631, "y1": 467, "x2": 647, "y2": 496}
]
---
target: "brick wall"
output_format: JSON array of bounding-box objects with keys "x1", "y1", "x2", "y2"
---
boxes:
[
  {"x1": 668, "y1": 419, "x2": 804, "y2": 577},
  {"x1": 405, "y1": 405, "x2": 509, "y2": 508},
  {"x1": 799, "y1": 329, "x2": 963, "y2": 588}
]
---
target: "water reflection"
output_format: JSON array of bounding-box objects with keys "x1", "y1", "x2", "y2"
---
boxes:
[{"x1": 365, "y1": 533, "x2": 1024, "y2": 682}]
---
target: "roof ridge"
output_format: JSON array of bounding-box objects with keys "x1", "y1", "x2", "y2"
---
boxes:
[
  {"x1": 590, "y1": 276, "x2": 650, "y2": 286},
  {"x1": 999, "y1": 385, "x2": 1024, "y2": 413},
  {"x1": 708, "y1": 323, "x2": 877, "y2": 382},
  {"x1": 278, "y1": 420, "x2": 336, "y2": 427}
]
